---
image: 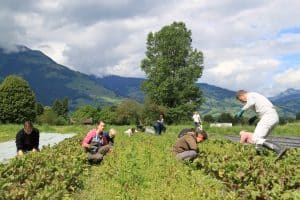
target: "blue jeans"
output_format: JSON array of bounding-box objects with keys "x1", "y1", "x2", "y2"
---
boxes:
[{"x1": 153, "y1": 122, "x2": 162, "y2": 134}]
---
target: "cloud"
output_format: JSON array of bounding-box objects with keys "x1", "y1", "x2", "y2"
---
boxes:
[
  {"x1": 274, "y1": 68, "x2": 300, "y2": 88},
  {"x1": 1, "y1": 0, "x2": 300, "y2": 95}
]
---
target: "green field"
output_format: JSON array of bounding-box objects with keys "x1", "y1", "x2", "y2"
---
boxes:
[{"x1": 0, "y1": 123, "x2": 299, "y2": 199}]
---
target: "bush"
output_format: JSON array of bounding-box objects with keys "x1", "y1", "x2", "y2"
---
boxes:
[
  {"x1": 0, "y1": 75, "x2": 36, "y2": 123},
  {"x1": 36, "y1": 107, "x2": 68, "y2": 125},
  {"x1": 71, "y1": 105, "x2": 98, "y2": 124}
]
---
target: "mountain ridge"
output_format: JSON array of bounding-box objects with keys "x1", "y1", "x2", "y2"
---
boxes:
[{"x1": 0, "y1": 45, "x2": 298, "y2": 117}]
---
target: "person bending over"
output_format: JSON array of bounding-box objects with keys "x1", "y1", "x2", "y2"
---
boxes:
[
  {"x1": 236, "y1": 90, "x2": 286, "y2": 160},
  {"x1": 173, "y1": 130, "x2": 207, "y2": 161},
  {"x1": 104, "y1": 128, "x2": 117, "y2": 146},
  {"x1": 16, "y1": 121, "x2": 40, "y2": 156}
]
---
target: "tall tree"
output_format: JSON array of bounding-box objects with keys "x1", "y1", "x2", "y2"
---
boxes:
[
  {"x1": 0, "y1": 75, "x2": 36, "y2": 123},
  {"x1": 141, "y1": 22, "x2": 204, "y2": 123},
  {"x1": 52, "y1": 97, "x2": 69, "y2": 119},
  {"x1": 35, "y1": 102, "x2": 44, "y2": 116}
]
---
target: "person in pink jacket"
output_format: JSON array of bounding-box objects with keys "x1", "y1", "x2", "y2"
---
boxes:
[{"x1": 82, "y1": 121, "x2": 111, "y2": 164}]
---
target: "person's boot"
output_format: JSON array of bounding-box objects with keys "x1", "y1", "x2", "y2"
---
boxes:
[
  {"x1": 255, "y1": 144, "x2": 264, "y2": 155},
  {"x1": 262, "y1": 140, "x2": 287, "y2": 161}
]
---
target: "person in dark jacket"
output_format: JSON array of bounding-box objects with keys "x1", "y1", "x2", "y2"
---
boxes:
[
  {"x1": 177, "y1": 128, "x2": 195, "y2": 138},
  {"x1": 16, "y1": 121, "x2": 40, "y2": 156},
  {"x1": 153, "y1": 114, "x2": 166, "y2": 135},
  {"x1": 173, "y1": 130, "x2": 207, "y2": 161}
]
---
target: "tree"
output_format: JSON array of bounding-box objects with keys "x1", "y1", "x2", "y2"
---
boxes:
[
  {"x1": 141, "y1": 22, "x2": 203, "y2": 123},
  {"x1": 217, "y1": 113, "x2": 234, "y2": 123},
  {"x1": 296, "y1": 112, "x2": 300, "y2": 120},
  {"x1": 52, "y1": 97, "x2": 69, "y2": 119},
  {"x1": 116, "y1": 99, "x2": 143, "y2": 125},
  {"x1": 36, "y1": 106, "x2": 67, "y2": 125},
  {"x1": 99, "y1": 106, "x2": 118, "y2": 125},
  {"x1": 35, "y1": 102, "x2": 44, "y2": 116},
  {"x1": 203, "y1": 114, "x2": 215, "y2": 123},
  {"x1": 141, "y1": 96, "x2": 168, "y2": 125},
  {"x1": 0, "y1": 75, "x2": 36, "y2": 123},
  {"x1": 71, "y1": 105, "x2": 98, "y2": 123}
]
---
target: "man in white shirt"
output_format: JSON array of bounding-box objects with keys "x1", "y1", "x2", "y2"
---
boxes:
[
  {"x1": 192, "y1": 111, "x2": 202, "y2": 130},
  {"x1": 235, "y1": 90, "x2": 286, "y2": 160}
]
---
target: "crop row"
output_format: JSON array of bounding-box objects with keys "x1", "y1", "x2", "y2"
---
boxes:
[
  {"x1": 192, "y1": 139, "x2": 300, "y2": 199},
  {"x1": 0, "y1": 136, "x2": 89, "y2": 200}
]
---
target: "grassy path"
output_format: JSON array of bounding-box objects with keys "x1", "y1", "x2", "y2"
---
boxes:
[{"x1": 74, "y1": 130, "x2": 235, "y2": 199}]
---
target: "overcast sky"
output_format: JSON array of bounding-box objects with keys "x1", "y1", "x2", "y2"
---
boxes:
[{"x1": 1, "y1": 0, "x2": 300, "y2": 96}]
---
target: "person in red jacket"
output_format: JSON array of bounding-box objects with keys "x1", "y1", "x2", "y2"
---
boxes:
[{"x1": 82, "y1": 121, "x2": 111, "y2": 163}]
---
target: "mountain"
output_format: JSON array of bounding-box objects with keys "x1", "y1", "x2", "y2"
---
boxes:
[
  {"x1": 0, "y1": 46, "x2": 298, "y2": 118},
  {"x1": 92, "y1": 75, "x2": 242, "y2": 116},
  {"x1": 92, "y1": 75, "x2": 145, "y2": 102},
  {"x1": 270, "y1": 88, "x2": 300, "y2": 116},
  {"x1": 0, "y1": 46, "x2": 121, "y2": 109}
]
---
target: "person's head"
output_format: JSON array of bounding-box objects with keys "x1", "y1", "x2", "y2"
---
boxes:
[
  {"x1": 24, "y1": 121, "x2": 33, "y2": 134},
  {"x1": 96, "y1": 121, "x2": 105, "y2": 132},
  {"x1": 131, "y1": 128, "x2": 136, "y2": 133},
  {"x1": 236, "y1": 90, "x2": 248, "y2": 103},
  {"x1": 109, "y1": 128, "x2": 117, "y2": 138},
  {"x1": 195, "y1": 130, "x2": 208, "y2": 143}
]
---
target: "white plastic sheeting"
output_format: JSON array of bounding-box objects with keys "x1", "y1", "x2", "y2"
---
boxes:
[{"x1": 0, "y1": 133, "x2": 75, "y2": 163}]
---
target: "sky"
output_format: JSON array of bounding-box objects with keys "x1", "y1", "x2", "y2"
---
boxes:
[{"x1": 0, "y1": 0, "x2": 300, "y2": 96}]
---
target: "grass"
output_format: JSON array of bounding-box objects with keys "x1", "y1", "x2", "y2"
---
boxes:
[
  {"x1": 1, "y1": 122, "x2": 299, "y2": 142},
  {"x1": 1, "y1": 123, "x2": 299, "y2": 199},
  {"x1": 73, "y1": 128, "x2": 237, "y2": 199}
]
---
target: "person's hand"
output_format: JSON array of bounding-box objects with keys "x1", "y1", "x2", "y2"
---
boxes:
[
  {"x1": 17, "y1": 150, "x2": 24, "y2": 157},
  {"x1": 235, "y1": 109, "x2": 244, "y2": 118},
  {"x1": 248, "y1": 116, "x2": 257, "y2": 125},
  {"x1": 88, "y1": 145, "x2": 98, "y2": 152}
]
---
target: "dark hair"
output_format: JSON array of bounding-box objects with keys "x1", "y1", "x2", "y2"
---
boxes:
[
  {"x1": 196, "y1": 130, "x2": 208, "y2": 140},
  {"x1": 24, "y1": 121, "x2": 33, "y2": 128}
]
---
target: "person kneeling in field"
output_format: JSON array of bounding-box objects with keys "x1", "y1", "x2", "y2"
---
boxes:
[
  {"x1": 82, "y1": 121, "x2": 111, "y2": 164},
  {"x1": 104, "y1": 128, "x2": 117, "y2": 146},
  {"x1": 236, "y1": 90, "x2": 286, "y2": 160},
  {"x1": 124, "y1": 127, "x2": 137, "y2": 137},
  {"x1": 16, "y1": 121, "x2": 40, "y2": 156},
  {"x1": 173, "y1": 129, "x2": 207, "y2": 161}
]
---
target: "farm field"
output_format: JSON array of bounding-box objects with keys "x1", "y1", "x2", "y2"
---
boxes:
[{"x1": 0, "y1": 123, "x2": 299, "y2": 199}]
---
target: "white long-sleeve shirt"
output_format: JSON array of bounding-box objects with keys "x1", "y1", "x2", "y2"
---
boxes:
[
  {"x1": 192, "y1": 114, "x2": 201, "y2": 123},
  {"x1": 242, "y1": 92, "x2": 276, "y2": 118}
]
